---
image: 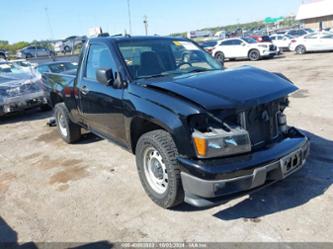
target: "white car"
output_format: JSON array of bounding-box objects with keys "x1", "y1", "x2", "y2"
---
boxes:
[
  {"x1": 270, "y1": 34, "x2": 293, "y2": 51},
  {"x1": 289, "y1": 32, "x2": 333, "y2": 54},
  {"x1": 212, "y1": 37, "x2": 278, "y2": 62}
]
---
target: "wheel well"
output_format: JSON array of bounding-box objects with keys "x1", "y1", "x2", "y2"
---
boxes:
[
  {"x1": 296, "y1": 44, "x2": 305, "y2": 49},
  {"x1": 214, "y1": 51, "x2": 223, "y2": 57},
  {"x1": 248, "y1": 48, "x2": 259, "y2": 55},
  {"x1": 50, "y1": 92, "x2": 64, "y2": 107},
  {"x1": 130, "y1": 117, "x2": 166, "y2": 154}
]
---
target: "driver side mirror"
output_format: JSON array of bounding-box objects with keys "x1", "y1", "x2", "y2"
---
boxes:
[{"x1": 96, "y1": 68, "x2": 114, "y2": 86}]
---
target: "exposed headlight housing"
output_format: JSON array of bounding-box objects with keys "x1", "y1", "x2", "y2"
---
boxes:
[{"x1": 192, "y1": 127, "x2": 251, "y2": 159}]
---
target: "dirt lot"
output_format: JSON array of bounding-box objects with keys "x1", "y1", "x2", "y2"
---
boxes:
[{"x1": 0, "y1": 52, "x2": 332, "y2": 243}]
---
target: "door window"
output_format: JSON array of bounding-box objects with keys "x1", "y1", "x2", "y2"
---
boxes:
[
  {"x1": 221, "y1": 40, "x2": 234, "y2": 46},
  {"x1": 85, "y1": 43, "x2": 116, "y2": 81},
  {"x1": 231, "y1": 40, "x2": 242, "y2": 45}
]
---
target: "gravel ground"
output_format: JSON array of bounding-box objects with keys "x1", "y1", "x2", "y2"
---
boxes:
[{"x1": 0, "y1": 52, "x2": 332, "y2": 244}]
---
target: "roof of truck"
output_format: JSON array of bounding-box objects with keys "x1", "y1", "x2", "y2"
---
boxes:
[{"x1": 90, "y1": 35, "x2": 188, "y2": 43}]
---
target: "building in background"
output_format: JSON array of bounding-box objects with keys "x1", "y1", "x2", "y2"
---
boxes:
[{"x1": 296, "y1": 0, "x2": 333, "y2": 30}]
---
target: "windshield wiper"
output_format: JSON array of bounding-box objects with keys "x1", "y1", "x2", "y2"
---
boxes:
[
  {"x1": 136, "y1": 72, "x2": 171, "y2": 80},
  {"x1": 185, "y1": 68, "x2": 216, "y2": 74}
]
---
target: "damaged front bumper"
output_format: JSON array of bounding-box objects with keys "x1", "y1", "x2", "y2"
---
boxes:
[
  {"x1": 177, "y1": 128, "x2": 310, "y2": 208},
  {"x1": 0, "y1": 91, "x2": 47, "y2": 115}
]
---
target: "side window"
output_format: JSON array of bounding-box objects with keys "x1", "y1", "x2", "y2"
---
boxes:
[
  {"x1": 322, "y1": 35, "x2": 333, "y2": 39},
  {"x1": 305, "y1": 35, "x2": 318, "y2": 39},
  {"x1": 221, "y1": 40, "x2": 233, "y2": 46},
  {"x1": 299, "y1": 30, "x2": 306, "y2": 36},
  {"x1": 289, "y1": 31, "x2": 296, "y2": 36},
  {"x1": 232, "y1": 40, "x2": 242, "y2": 45},
  {"x1": 271, "y1": 36, "x2": 276, "y2": 41},
  {"x1": 85, "y1": 43, "x2": 116, "y2": 81}
]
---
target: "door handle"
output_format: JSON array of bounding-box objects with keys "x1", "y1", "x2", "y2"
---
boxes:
[{"x1": 80, "y1": 85, "x2": 89, "y2": 95}]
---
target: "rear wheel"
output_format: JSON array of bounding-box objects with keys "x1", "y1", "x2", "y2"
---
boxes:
[
  {"x1": 25, "y1": 53, "x2": 33, "y2": 59},
  {"x1": 54, "y1": 103, "x2": 81, "y2": 143},
  {"x1": 248, "y1": 49, "x2": 260, "y2": 61},
  {"x1": 296, "y1": 45, "x2": 306, "y2": 55},
  {"x1": 135, "y1": 130, "x2": 184, "y2": 209},
  {"x1": 214, "y1": 52, "x2": 225, "y2": 64}
]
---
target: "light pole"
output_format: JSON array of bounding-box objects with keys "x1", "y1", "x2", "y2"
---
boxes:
[
  {"x1": 127, "y1": 0, "x2": 132, "y2": 34},
  {"x1": 44, "y1": 7, "x2": 54, "y2": 40},
  {"x1": 143, "y1": 15, "x2": 148, "y2": 35}
]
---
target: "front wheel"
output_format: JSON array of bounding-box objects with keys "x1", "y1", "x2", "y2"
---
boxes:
[
  {"x1": 54, "y1": 103, "x2": 81, "y2": 143},
  {"x1": 135, "y1": 130, "x2": 184, "y2": 209},
  {"x1": 295, "y1": 45, "x2": 306, "y2": 55},
  {"x1": 248, "y1": 49, "x2": 260, "y2": 61},
  {"x1": 214, "y1": 52, "x2": 225, "y2": 64}
]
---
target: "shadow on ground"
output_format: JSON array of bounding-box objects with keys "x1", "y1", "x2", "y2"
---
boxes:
[
  {"x1": 212, "y1": 130, "x2": 333, "y2": 220},
  {"x1": 0, "y1": 108, "x2": 52, "y2": 125},
  {"x1": 0, "y1": 217, "x2": 112, "y2": 248}
]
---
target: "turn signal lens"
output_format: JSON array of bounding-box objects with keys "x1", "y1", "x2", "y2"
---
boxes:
[{"x1": 193, "y1": 137, "x2": 207, "y2": 157}]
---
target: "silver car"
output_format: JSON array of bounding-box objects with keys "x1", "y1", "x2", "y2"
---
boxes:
[
  {"x1": 0, "y1": 62, "x2": 48, "y2": 116},
  {"x1": 16, "y1": 46, "x2": 55, "y2": 59}
]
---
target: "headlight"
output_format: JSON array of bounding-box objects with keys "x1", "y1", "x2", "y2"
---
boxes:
[{"x1": 192, "y1": 127, "x2": 251, "y2": 158}]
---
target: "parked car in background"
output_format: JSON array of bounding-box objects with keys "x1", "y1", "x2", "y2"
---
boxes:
[
  {"x1": 16, "y1": 46, "x2": 55, "y2": 59},
  {"x1": 289, "y1": 32, "x2": 333, "y2": 54},
  {"x1": 35, "y1": 61, "x2": 78, "y2": 76},
  {"x1": 0, "y1": 61, "x2": 48, "y2": 116},
  {"x1": 53, "y1": 40, "x2": 65, "y2": 54},
  {"x1": 62, "y1": 36, "x2": 87, "y2": 53},
  {"x1": 270, "y1": 34, "x2": 293, "y2": 51},
  {"x1": 212, "y1": 37, "x2": 278, "y2": 61},
  {"x1": 285, "y1": 29, "x2": 313, "y2": 37},
  {"x1": 250, "y1": 35, "x2": 272, "y2": 43},
  {"x1": 198, "y1": 40, "x2": 218, "y2": 54},
  {"x1": 0, "y1": 49, "x2": 8, "y2": 60}
]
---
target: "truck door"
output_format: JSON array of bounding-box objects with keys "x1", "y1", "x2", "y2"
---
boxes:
[{"x1": 77, "y1": 42, "x2": 127, "y2": 144}]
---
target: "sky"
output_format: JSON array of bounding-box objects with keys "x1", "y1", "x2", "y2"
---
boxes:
[{"x1": 1, "y1": 0, "x2": 303, "y2": 43}]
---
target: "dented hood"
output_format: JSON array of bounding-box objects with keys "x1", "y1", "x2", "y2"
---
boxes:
[{"x1": 145, "y1": 66, "x2": 298, "y2": 110}]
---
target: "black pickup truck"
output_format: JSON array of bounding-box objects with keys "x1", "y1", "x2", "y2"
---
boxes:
[{"x1": 43, "y1": 35, "x2": 310, "y2": 208}]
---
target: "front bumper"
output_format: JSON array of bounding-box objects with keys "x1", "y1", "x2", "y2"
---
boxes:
[
  {"x1": 261, "y1": 50, "x2": 278, "y2": 57},
  {"x1": 0, "y1": 91, "x2": 47, "y2": 115},
  {"x1": 178, "y1": 128, "x2": 310, "y2": 207}
]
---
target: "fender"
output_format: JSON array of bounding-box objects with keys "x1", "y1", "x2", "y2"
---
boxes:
[{"x1": 124, "y1": 83, "x2": 203, "y2": 157}]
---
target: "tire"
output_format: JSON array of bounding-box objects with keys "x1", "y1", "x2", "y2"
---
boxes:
[
  {"x1": 248, "y1": 49, "x2": 260, "y2": 61},
  {"x1": 0, "y1": 54, "x2": 6, "y2": 60},
  {"x1": 214, "y1": 52, "x2": 225, "y2": 64},
  {"x1": 25, "y1": 53, "x2": 33, "y2": 59},
  {"x1": 295, "y1": 45, "x2": 306, "y2": 55},
  {"x1": 135, "y1": 130, "x2": 184, "y2": 209},
  {"x1": 54, "y1": 103, "x2": 81, "y2": 144},
  {"x1": 64, "y1": 46, "x2": 71, "y2": 53}
]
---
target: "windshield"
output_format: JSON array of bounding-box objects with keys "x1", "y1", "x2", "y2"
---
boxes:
[
  {"x1": 242, "y1": 37, "x2": 257, "y2": 44},
  {"x1": 117, "y1": 39, "x2": 222, "y2": 80},
  {"x1": 0, "y1": 63, "x2": 25, "y2": 74}
]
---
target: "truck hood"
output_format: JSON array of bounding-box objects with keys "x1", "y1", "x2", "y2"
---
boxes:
[{"x1": 144, "y1": 66, "x2": 298, "y2": 110}]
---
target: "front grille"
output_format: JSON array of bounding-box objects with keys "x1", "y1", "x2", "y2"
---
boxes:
[
  {"x1": 240, "y1": 102, "x2": 280, "y2": 148},
  {"x1": 269, "y1": 45, "x2": 277, "y2": 51}
]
